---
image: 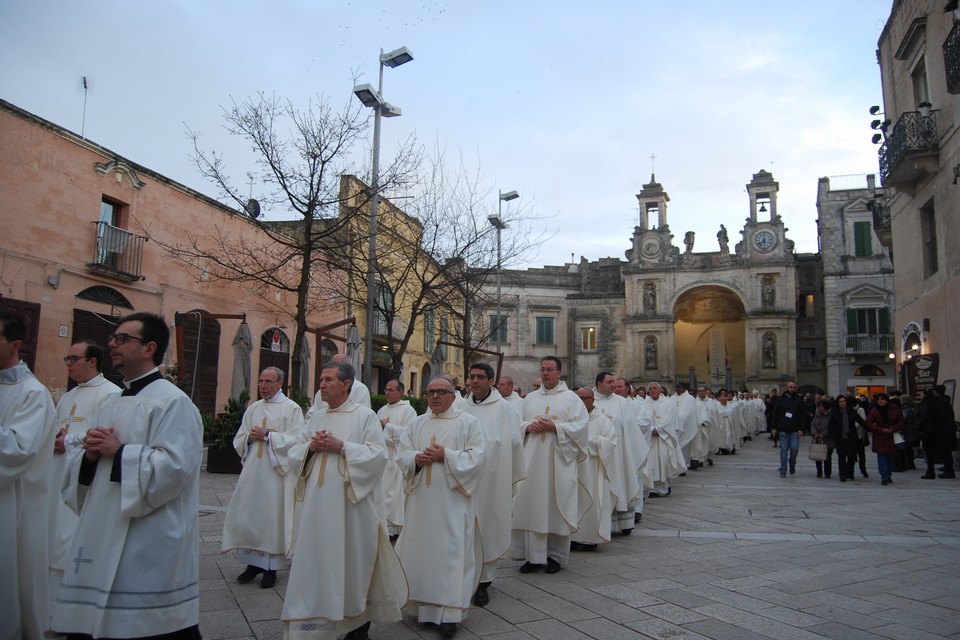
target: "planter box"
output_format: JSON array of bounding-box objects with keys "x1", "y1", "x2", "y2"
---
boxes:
[{"x1": 206, "y1": 445, "x2": 243, "y2": 474}]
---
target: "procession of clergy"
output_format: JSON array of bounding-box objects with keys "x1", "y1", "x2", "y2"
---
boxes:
[
  {"x1": 4, "y1": 303, "x2": 769, "y2": 640},
  {"x1": 216, "y1": 354, "x2": 768, "y2": 639}
]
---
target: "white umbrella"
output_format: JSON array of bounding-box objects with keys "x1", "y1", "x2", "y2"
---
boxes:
[{"x1": 230, "y1": 321, "x2": 253, "y2": 399}]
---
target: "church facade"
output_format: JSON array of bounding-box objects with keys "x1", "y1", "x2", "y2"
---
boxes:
[{"x1": 477, "y1": 170, "x2": 827, "y2": 395}]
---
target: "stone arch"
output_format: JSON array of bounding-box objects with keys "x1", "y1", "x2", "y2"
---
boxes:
[{"x1": 672, "y1": 285, "x2": 747, "y2": 390}]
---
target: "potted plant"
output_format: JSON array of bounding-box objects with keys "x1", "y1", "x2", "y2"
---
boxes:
[{"x1": 203, "y1": 389, "x2": 250, "y2": 474}]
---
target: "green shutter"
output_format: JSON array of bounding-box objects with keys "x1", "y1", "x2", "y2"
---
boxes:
[
  {"x1": 854, "y1": 221, "x2": 872, "y2": 257},
  {"x1": 878, "y1": 308, "x2": 890, "y2": 334},
  {"x1": 847, "y1": 308, "x2": 858, "y2": 334}
]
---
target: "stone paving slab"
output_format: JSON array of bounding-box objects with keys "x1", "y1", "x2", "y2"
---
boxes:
[{"x1": 195, "y1": 435, "x2": 960, "y2": 639}]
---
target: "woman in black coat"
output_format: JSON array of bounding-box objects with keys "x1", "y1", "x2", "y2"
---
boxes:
[{"x1": 829, "y1": 395, "x2": 868, "y2": 482}]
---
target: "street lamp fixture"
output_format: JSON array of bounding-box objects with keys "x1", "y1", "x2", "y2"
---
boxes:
[
  {"x1": 489, "y1": 189, "x2": 519, "y2": 353},
  {"x1": 354, "y1": 46, "x2": 413, "y2": 389}
]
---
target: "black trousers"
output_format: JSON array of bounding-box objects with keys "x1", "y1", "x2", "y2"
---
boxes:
[{"x1": 64, "y1": 625, "x2": 201, "y2": 640}]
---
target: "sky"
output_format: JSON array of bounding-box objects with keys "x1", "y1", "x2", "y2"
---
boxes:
[{"x1": 0, "y1": 1, "x2": 893, "y2": 269}]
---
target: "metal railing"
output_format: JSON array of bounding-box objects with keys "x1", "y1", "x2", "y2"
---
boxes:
[
  {"x1": 845, "y1": 333, "x2": 894, "y2": 354},
  {"x1": 87, "y1": 221, "x2": 147, "y2": 281},
  {"x1": 945, "y1": 19, "x2": 960, "y2": 94},
  {"x1": 878, "y1": 111, "x2": 938, "y2": 185}
]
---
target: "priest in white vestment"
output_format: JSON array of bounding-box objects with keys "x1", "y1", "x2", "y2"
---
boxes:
[
  {"x1": 673, "y1": 382, "x2": 707, "y2": 470},
  {"x1": 282, "y1": 360, "x2": 406, "y2": 640},
  {"x1": 570, "y1": 388, "x2": 618, "y2": 550},
  {"x1": 396, "y1": 377, "x2": 485, "y2": 638},
  {"x1": 497, "y1": 375, "x2": 525, "y2": 412},
  {"x1": 640, "y1": 383, "x2": 685, "y2": 498},
  {"x1": 463, "y1": 363, "x2": 525, "y2": 607},
  {"x1": 49, "y1": 340, "x2": 121, "y2": 620},
  {"x1": 305, "y1": 353, "x2": 371, "y2": 420},
  {"x1": 54, "y1": 313, "x2": 203, "y2": 640},
  {"x1": 510, "y1": 356, "x2": 589, "y2": 574},
  {"x1": 614, "y1": 376, "x2": 650, "y2": 520},
  {"x1": 594, "y1": 372, "x2": 646, "y2": 535},
  {"x1": 1, "y1": 312, "x2": 57, "y2": 640},
  {"x1": 222, "y1": 367, "x2": 305, "y2": 588},
  {"x1": 716, "y1": 391, "x2": 739, "y2": 454},
  {"x1": 377, "y1": 378, "x2": 419, "y2": 538},
  {"x1": 695, "y1": 385, "x2": 721, "y2": 461}
]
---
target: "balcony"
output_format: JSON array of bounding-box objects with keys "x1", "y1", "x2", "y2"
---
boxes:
[
  {"x1": 845, "y1": 333, "x2": 895, "y2": 354},
  {"x1": 86, "y1": 221, "x2": 147, "y2": 281},
  {"x1": 945, "y1": 19, "x2": 960, "y2": 94},
  {"x1": 866, "y1": 196, "x2": 892, "y2": 248},
  {"x1": 878, "y1": 111, "x2": 939, "y2": 187}
]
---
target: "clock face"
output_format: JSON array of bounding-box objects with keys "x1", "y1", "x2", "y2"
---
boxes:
[
  {"x1": 641, "y1": 238, "x2": 661, "y2": 258},
  {"x1": 754, "y1": 230, "x2": 775, "y2": 252}
]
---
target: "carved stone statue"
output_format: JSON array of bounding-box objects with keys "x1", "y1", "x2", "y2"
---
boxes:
[
  {"x1": 717, "y1": 225, "x2": 729, "y2": 253},
  {"x1": 762, "y1": 278, "x2": 776, "y2": 308},
  {"x1": 643, "y1": 283, "x2": 656, "y2": 315},
  {"x1": 644, "y1": 337, "x2": 658, "y2": 370},
  {"x1": 762, "y1": 333, "x2": 777, "y2": 369},
  {"x1": 683, "y1": 231, "x2": 695, "y2": 254}
]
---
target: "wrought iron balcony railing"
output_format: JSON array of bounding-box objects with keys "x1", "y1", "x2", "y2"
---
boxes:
[
  {"x1": 845, "y1": 333, "x2": 895, "y2": 354},
  {"x1": 945, "y1": 19, "x2": 960, "y2": 94},
  {"x1": 86, "y1": 221, "x2": 147, "y2": 281},
  {"x1": 878, "y1": 111, "x2": 938, "y2": 186}
]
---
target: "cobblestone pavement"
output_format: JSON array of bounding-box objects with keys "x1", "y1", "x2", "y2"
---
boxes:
[{"x1": 198, "y1": 436, "x2": 960, "y2": 640}]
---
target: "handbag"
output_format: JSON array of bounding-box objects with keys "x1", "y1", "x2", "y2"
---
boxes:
[
  {"x1": 893, "y1": 431, "x2": 906, "y2": 448},
  {"x1": 808, "y1": 442, "x2": 828, "y2": 461}
]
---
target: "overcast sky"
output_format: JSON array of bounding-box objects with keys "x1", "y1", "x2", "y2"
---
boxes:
[{"x1": 1, "y1": 1, "x2": 892, "y2": 268}]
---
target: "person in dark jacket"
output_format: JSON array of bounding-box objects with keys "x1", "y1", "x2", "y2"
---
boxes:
[
  {"x1": 918, "y1": 388, "x2": 938, "y2": 478},
  {"x1": 809, "y1": 398, "x2": 834, "y2": 478},
  {"x1": 829, "y1": 395, "x2": 868, "y2": 482},
  {"x1": 867, "y1": 393, "x2": 904, "y2": 485},
  {"x1": 772, "y1": 381, "x2": 807, "y2": 478},
  {"x1": 931, "y1": 385, "x2": 957, "y2": 479}
]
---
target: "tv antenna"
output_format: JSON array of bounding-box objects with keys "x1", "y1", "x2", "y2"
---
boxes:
[{"x1": 79, "y1": 76, "x2": 92, "y2": 138}]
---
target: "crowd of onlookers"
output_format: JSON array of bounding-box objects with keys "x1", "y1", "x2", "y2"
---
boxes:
[{"x1": 761, "y1": 384, "x2": 957, "y2": 484}]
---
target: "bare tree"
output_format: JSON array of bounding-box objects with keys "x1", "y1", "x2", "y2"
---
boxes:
[
  {"x1": 147, "y1": 91, "x2": 418, "y2": 393},
  {"x1": 333, "y1": 147, "x2": 548, "y2": 382}
]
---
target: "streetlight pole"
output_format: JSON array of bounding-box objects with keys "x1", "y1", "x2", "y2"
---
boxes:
[
  {"x1": 353, "y1": 46, "x2": 412, "y2": 389},
  {"x1": 488, "y1": 189, "x2": 518, "y2": 354}
]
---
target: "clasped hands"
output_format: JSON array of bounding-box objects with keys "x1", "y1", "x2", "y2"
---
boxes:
[
  {"x1": 415, "y1": 443, "x2": 445, "y2": 466},
  {"x1": 249, "y1": 426, "x2": 268, "y2": 441},
  {"x1": 83, "y1": 426, "x2": 122, "y2": 460},
  {"x1": 309, "y1": 429, "x2": 344, "y2": 454},
  {"x1": 526, "y1": 417, "x2": 557, "y2": 434}
]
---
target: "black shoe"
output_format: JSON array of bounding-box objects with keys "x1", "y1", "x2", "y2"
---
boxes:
[
  {"x1": 921, "y1": 473, "x2": 936, "y2": 479},
  {"x1": 518, "y1": 561, "x2": 540, "y2": 574},
  {"x1": 789, "y1": 463, "x2": 796, "y2": 475},
  {"x1": 237, "y1": 565, "x2": 263, "y2": 583},
  {"x1": 438, "y1": 622, "x2": 457, "y2": 638},
  {"x1": 881, "y1": 479, "x2": 889, "y2": 486},
  {"x1": 816, "y1": 472, "x2": 822, "y2": 478},
  {"x1": 634, "y1": 512, "x2": 642, "y2": 523},
  {"x1": 570, "y1": 540, "x2": 582, "y2": 551},
  {"x1": 260, "y1": 570, "x2": 277, "y2": 588},
  {"x1": 841, "y1": 478, "x2": 847, "y2": 482},
  {"x1": 473, "y1": 582, "x2": 490, "y2": 607},
  {"x1": 648, "y1": 491, "x2": 660, "y2": 498},
  {"x1": 825, "y1": 474, "x2": 831, "y2": 479},
  {"x1": 679, "y1": 472, "x2": 687, "y2": 477},
  {"x1": 707, "y1": 458, "x2": 714, "y2": 466},
  {"x1": 939, "y1": 472, "x2": 956, "y2": 479},
  {"x1": 545, "y1": 558, "x2": 561, "y2": 574},
  {"x1": 861, "y1": 472, "x2": 869, "y2": 478},
  {"x1": 621, "y1": 528, "x2": 633, "y2": 536},
  {"x1": 344, "y1": 622, "x2": 371, "y2": 640}
]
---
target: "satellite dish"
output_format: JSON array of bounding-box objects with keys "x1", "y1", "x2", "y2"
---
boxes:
[{"x1": 245, "y1": 198, "x2": 261, "y2": 219}]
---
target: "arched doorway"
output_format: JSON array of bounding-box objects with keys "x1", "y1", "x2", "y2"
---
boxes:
[
  {"x1": 420, "y1": 362, "x2": 431, "y2": 397},
  {"x1": 673, "y1": 286, "x2": 746, "y2": 390},
  {"x1": 259, "y1": 327, "x2": 291, "y2": 395}
]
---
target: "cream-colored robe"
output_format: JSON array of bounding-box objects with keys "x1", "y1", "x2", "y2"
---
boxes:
[
  {"x1": 639, "y1": 395, "x2": 685, "y2": 487},
  {"x1": 571, "y1": 409, "x2": 618, "y2": 545},
  {"x1": 594, "y1": 391, "x2": 646, "y2": 512},
  {"x1": 282, "y1": 401, "x2": 406, "y2": 640},
  {"x1": 716, "y1": 401, "x2": 740, "y2": 451},
  {"x1": 1, "y1": 361, "x2": 57, "y2": 640},
  {"x1": 305, "y1": 380, "x2": 371, "y2": 420},
  {"x1": 221, "y1": 392, "x2": 305, "y2": 561},
  {"x1": 377, "y1": 400, "x2": 419, "y2": 533},
  {"x1": 53, "y1": 376, "x2": 203, "y2": 639},
  {"x1": 395, "y1": 407, "x2": 485, "y2": 624}
]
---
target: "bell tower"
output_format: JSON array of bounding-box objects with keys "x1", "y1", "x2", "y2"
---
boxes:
[{"x1": 629, "y1": 174, "x2": 678, "y2": 268}]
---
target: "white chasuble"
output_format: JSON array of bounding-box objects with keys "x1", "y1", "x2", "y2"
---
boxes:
[
  {"x1": 395, "y1": 408, "x2": 485, "y2": 621},
  {"x1": 221, "y1": 394, "x2": 305, "y2": 558},
  {"x1": 571, "y1": 410, "x2": 618, "y2": 545},
  {"x1": 594, "y1": 392, "x2": 647, "y2": 511},
  {"x1": 511, "y1": 382, "x2": 590, "y2": 537},
  {"x1": 53, "y1": 378, "x2": 203, "y2": 639},
  {"x1": 1, "y1": 361, "x2": 57, "y2": 640},
  {"x1": 463, "y1": 389, "x2": 526, "y2": 565},
  {"x1": 640, "y1": 395, "x2": 685, "y2": 485},
  {"x1": 377, "y1": 400, "x2": 419, "y2": 532},
  {"x1": 282, "y1": 402, "x2": 406, "y2": 640}
]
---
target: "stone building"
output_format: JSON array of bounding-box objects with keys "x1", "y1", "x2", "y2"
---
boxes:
[
  {"x1": 816, "y1": 174, "x2": 896, "y2": 397},
  {"x1": 478, "y1": 171, "x2": 826, "y2": 395},
  {"x1": 874, "y1": 0, "x2": 960, "y2": 394}
]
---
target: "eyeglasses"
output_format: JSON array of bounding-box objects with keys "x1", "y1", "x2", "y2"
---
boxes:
[
  {"x1": 63, "y1": 355, "x2": 90, "y2": 364},
  {"x1": 467, "y1": 374, "x2": 488, "y2": 380},
  {"x1": 108, "y1": 333, "x2": 148, "y2": 346},
  {"x1": 426, "y1": 389, "x2": 453, "y2": 397}
]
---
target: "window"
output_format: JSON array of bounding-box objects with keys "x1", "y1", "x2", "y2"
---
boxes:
[
  {"x1": 799, "y1": 348, "x2": 817, "y2": 368},
  {"x1": 423, "y1": 309, "x2": 435, "y2": 351},
  {"x1": 853, "y1": 221, "x2": 873, "y2": 257},
  {"x1": 580, "y1": 326, "x2": 597, "y2": 351},
  {"x1": 372, "y1": 282, "x2": 394, "y2": 336},
  {"x1": 797, "y1": 293, "x2": 815, "y2": 318},
  {"x1": 847, "y1": 308, "x2": 891, "y2": 336},
  {"x1": 921, "y1": 200, "x2": 938, "y2": 277},
  {"x1": 911, "y1": 57, "x2": 930, "y2": 106},
  {"x1": 535, "y1": 316, "x2": 554, "y2": 345},
  {"x1": 489, "y1": 314, "x2": 508, "y2": 344}
]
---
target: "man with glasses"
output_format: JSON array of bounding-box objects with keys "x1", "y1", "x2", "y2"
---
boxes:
[
  {"x1": 377, "y1": 378, "x2": 418, "y2": 539},
  {"x1": 53, "y1": 313, "x2": 204, "y2": 640},
  {"x1": 396, "y1": 377, "x2": 485, "y2": 638},
  {"x1": 510, "y1": 356, "x2": 588, "y2": 575},
  {"x1": 463, "y1": 363, "x2": 525, "y2": 607},
  {"x1": 221, "y1": 367, "x2": 304, "y2": 588},
  {"x1": 48, "y1": 340, "x2": 120, "y2": 615},
  {"x1": 0, "y1": 311, "x2": 57, "y2": 640}
]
